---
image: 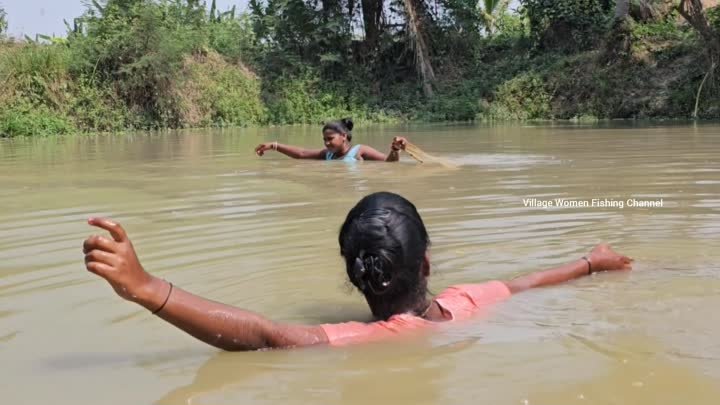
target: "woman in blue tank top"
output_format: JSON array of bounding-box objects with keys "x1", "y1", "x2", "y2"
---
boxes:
[{"x1": 255, "y1": 118, "x2": 408, "y2": 162}]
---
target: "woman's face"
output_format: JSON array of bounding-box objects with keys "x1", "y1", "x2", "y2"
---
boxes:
[{"x1": 323, "y1": 130, "x2": 348, "y2": 153}]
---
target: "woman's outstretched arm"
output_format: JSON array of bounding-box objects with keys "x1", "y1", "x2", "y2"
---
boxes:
[
  {"x1": 503, "y1": 244, "x2": 633, "y2": 294},
  {"x1": 83, "y1": 218, "x2": 328, "y2": 351},
  {"x1": 255, "y1": 142, "x2": 326, "y2": 160},
  {"x1": 358, "y1": 137, "x2": 409, "y2": 162}
]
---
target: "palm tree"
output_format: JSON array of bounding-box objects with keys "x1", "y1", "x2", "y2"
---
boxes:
[
  {"x1": 479, "y1": 0, "x2": 509, "y2": 36},
  {"x1": 402, "y1": 0, "x2": 435, "y2": 97}
]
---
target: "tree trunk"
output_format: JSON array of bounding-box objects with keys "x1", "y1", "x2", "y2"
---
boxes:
[
  {"x1": 602, "y1": 0, "x2": 633, "y2": 63},
  {"x1": 402, "y1": 0, "x2": 435, "y2": 97},
  {"x1": 361, "y1": 0, "x2": 383, "y2": 52},
  {"x1": 348, "y1": 0, "x2": 356, "y2": 22},
  {"x1": 678, "y1": 0, "x2": 720, "y2": 54},
  {"x1": 677, "y1": 0, "x2": 719, "y2": 117},
  {"x1": 629, "y1": 0, "x2": 675, "y2": 22},
  {"x1": 615, "y1": 0, "x2": 630, "y2": 19}
]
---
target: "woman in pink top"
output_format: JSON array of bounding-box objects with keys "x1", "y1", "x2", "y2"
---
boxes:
[{"x1": 82, "y1": 192, "x2": 633, "y2": 351}]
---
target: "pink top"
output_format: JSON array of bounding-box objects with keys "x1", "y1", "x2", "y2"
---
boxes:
[{"x1": 321, "y1": 281, "x2": 512, "y2": 346}]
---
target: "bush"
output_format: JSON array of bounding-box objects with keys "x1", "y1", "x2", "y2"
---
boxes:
[
  {"x1": 174, "y1": 52, "x2": 267, "y2": 127},
  {"x1": 494, "y1": 11, "x2": 529, "y2": 41},
  {"x1": 483, "y1": 73, "x2": 552, "y2": 120},
  {"x1": 521, "y1": 0, "x2": 610, "y2": 51},
  {"x1": 0, "y1": 43, "x2": 71, "y2": 108},
  {"x1": 418, "y1": 82, "x2": 481, "y2": 121},
  {"x1": 0, "y1": 101, "x2": 75, "y2": 137},
  {"x1": 0, "y1": 42, "x2": 133, "y2": 133},
  {"x1": 69, "y1": 76, "x2": 136, "y2": 131},
  {"x1": 264, "y1": 70, "x2": 378, "y2": 124},
  {"x1": 707, "y1": 6, "x2": 720, "y2": 33},
  {"x1": 68, "y1": 0, "x2": 209, "y2": 127},
  {"x1": 208, "y1": 14, "x2": 257, "y2": 61}
]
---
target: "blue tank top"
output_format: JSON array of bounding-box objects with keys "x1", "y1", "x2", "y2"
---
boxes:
[{"x1": 325, "y1": 144, "x2": 362, "y2": 161}]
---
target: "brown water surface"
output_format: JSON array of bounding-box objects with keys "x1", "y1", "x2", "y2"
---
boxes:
[{"x1": 1, "y1": 123, "x2": 719, "y2": 405}]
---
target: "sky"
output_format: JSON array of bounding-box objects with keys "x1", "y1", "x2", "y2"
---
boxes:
[{"x1": 2, "y1": 0, "x2": 248, "y2": 38}]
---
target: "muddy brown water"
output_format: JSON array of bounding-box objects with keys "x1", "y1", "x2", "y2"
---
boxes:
[{"x1": 1, "y1": 123, "x2": 719, "y2": 405}]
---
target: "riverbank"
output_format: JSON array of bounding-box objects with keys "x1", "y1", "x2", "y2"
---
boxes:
[{"x1": 1, "y1": 2, "x2": 719, "y2": 138}]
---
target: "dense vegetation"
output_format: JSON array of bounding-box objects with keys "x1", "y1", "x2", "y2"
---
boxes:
[{"x1": 1, "y1": 0, "x2": 719, "y2": 137}]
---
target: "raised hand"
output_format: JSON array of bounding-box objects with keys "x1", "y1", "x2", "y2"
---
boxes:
[{"x1": 83, "y1": 218, "x2": 157, "y2": 304}]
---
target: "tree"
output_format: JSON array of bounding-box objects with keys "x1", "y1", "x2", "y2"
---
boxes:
[
  {"x1": 678, "y1": 0, "x2": 720, "y2": 55},
  {"x1": 521, "y1": 0, "x2": 610, "y2": 51},
  {"x1": 602, "y1": 0, "x2": 632, "y2": 62},
  {"x1": 479, "y1": 0, "x2": 510, "y2": 35},
  {"x1": 677, "y1": 0, "x2": 720, "y2": 117},
  {"x1": 361, "y1": 0, "x2": 383, "y2": 53},
  {"x1": 0, "y1": 5, "x2": 7, "y2": 36},
  {"x1": 402, "y1": 0, "x2": 435, "y2": 97},
  {"x1": 630, "y1": 0, "x2": 676, "y2": 22},
  {"x1": 615, "y1": 0, "x2": 630, "y2": 20},
  {"x1": 210, "y1": 0, "x2": 217, "y2": 21},
  {"x1": 247, "y1": 0, "x2": 440, "y2": 96}
]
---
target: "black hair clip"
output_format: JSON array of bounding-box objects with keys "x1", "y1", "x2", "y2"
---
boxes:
[{"x1": 353, "y1": 254, "x2": 368, "y2": 291}]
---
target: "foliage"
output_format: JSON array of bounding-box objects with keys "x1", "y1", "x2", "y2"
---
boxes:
[
  {"x1": 68, "y1": 76, "x2": 136, "y2": 131},
  {"x1": 67, "y1": 0, "x2": 210, "y2": 127},
  {"x1": 2, "y1": 0, "x2": 720, "y2": 136},
  {"x1": 208, "y1": 14, "x2": 257, "y2": 61},
  {"x1": 263, "y1": 69, "x2": 385, "y2": 124},
  {"x1": 0, "y1": 101, "x2": 76, "y2": 137},
  {"x1": 479, "y1": 0, "x2": 510, "y2": 35},
  {"x1": 0, "y1": 43, "x2": 72, "y2": 108},
  {"x1": 632, "y1": 18, "x2": 690, "y2": 42},
  {"x1": 494, "y1": 10, "x2": 528, "y2": 40},
  {"x1": 0, "y1": 5, "x2": 7, "y2": 36},
  {"x1": 484, "y1": 72, "x2": 552, "y2": 120},
  {"x1": 521, "y1": 0, "x2": 611, "y2": 51},
  {"x1": 248, "y1": 0, "x2": 354, "y2": 78},
  {"x1": 708, "y1": 6, "x2": 720, "y2": 33},
  {"x1": 175, "y1": 52, "x2": 267, "y2": 127}
]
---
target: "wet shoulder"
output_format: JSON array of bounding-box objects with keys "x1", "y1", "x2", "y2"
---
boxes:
[{"x1": 434, "y1": 281, "x2": 511, "y2": 321}]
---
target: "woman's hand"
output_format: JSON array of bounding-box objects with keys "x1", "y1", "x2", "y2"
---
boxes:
[
  {"x1": 83, "y1": 218, "x2": 163, "y2": 307},
  {"x1": 391, "y1": 137, "x2": 408, "y2": 151},
  {"x1": 586, "y1": 243, "x2": 633, "y2": 272},
  {"x1": 82, "y1": 219, "x2": 328, "y2": 351},
  {"x1": 255, "y1": 142, "x2": 277, "y2": 156},
  {"x1": 504, "y1": 243, "x2": 634, "y2": 293}
]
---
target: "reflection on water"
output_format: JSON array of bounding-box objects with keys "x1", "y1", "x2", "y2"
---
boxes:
[{"x1": 1, "y1": 123, "x2": 719, "y2": 405}]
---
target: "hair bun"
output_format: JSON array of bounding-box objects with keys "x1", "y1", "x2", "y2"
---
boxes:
[
  {"x1": 350, "y1": 251, "x2": 392, "y2": 294},
  {"x1": 341, "y1": 118, "x2": 354, "y2": 132},
  {"x1": 352, "y1": 256, "x2": 368, "y2": 291},
  {"x1": 363, "y1": 253, "x2": 392, "y2": 294}
]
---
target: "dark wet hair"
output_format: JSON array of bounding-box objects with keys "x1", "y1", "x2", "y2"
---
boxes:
[
  {"x1": 323, "y1": 118, "x2": 354, "y2": 142},
  {"x1": 339, "y1": 192, "x2": 431, "y2": 320}
]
